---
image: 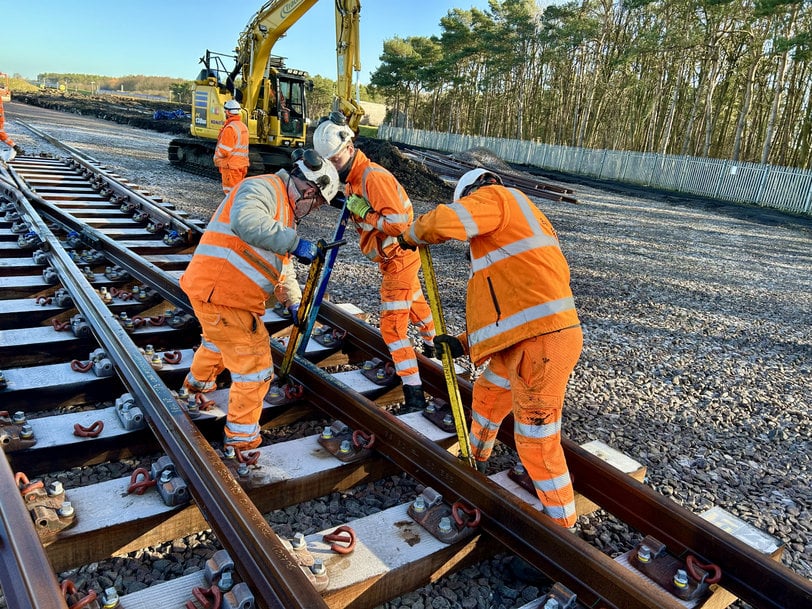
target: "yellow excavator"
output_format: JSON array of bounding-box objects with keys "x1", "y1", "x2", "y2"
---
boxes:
[{"x1": 168, "y1": 0, "x2": 364, "y2": 175}]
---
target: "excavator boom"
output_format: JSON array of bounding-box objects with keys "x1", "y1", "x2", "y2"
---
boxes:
[{"x1": 169, "y1": 0, "x2": 365, "y2": 176}]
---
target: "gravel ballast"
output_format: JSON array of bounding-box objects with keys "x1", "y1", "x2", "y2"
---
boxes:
[{"x1": 4, "y1": 101, "x2": 810, "y2": 609}]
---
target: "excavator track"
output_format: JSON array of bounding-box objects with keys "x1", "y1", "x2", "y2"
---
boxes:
[{"x1": 168, "y1": 136, "x2": 297, "y2": 178}]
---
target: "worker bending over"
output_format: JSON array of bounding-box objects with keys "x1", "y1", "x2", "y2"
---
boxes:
[
  {"x1": 180, "y1": 150, "x2": 339, "y2": 450},
  {"x1": 398, "y1": 169, "x2": 582, "y2": 529}
]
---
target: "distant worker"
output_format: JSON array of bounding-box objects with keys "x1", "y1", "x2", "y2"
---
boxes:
[
  {"x1": 213, "y1": 99, "x2": 250, "y2": 195},
  {"x1": 0, "y1": 96, "x2": 22, "y2": 156},
  {"x1": 313, "y1": 113, "x2": 436, "y2": 410},
  {"x1": 180, "y1": 150, "x2": 340, "y2": 451},
  {"x1": 397, "y1": 169, "x2": 583, "y2": 529}
]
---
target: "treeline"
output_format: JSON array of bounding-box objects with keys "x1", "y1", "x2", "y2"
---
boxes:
[
  {"x1": 370, "y1": 0, "x2": 812, "y2": 169},
  {"x1": 31, "y1": 72, "x2": 382, "y2": 117},
  {"x1": 36, "y1": 73, "x2": 189, "y2": 97}
]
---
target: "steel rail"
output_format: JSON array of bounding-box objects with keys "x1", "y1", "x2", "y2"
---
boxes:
[
  {"x1": 16, "y1": 120, "x2": 203, "y2": 242},
  {"x1": 0, "y1": 445, "x2": 69, "y2": 609},
  {"x1": 6, "y1": 150, "x2": 805, "y2": 607},
  {"x1": 7, "y1": 164, "x2": 193, "y2": 313},
  {"x1": 277, "y1": 345, "x2": 683, "y2": 609},
  {"x1": 10, "y1": 182, "x2": 329, "y2": 609},
  {"x1": 317, "y1": 300, "x2": 812, "y2": 609}
]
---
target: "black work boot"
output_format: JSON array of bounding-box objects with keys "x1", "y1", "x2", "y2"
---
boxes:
[
  {"x1": 475, "y1": 459, "x2": 489, "y2": 474},
  {"x1": 422, "y1": 342, "x2": 436, "y2": 359},
  {"x1": 402, "y1": 384, "x2": 428, "y2": 409}
]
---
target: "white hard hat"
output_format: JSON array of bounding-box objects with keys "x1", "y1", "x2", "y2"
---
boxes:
[
  {"x1": 224, "y1": 99, "x2": 241, "y2": 115},
  {"x1": 453, "y1": 168, "x2": 503, "y2": 201},
  {"x1": 294, "y1": 149, "x2": 340, "y2": 202},
  {"x1": 313, "y1": 114, "x2": 355, "y2": 159}
]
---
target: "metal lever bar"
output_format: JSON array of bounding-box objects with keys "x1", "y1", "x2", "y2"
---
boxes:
[{"x1": 418, "y1": 245, "x2": 474, "y2": 467}]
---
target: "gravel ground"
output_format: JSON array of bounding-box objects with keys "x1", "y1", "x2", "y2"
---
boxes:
[{"x1": 3, "y1": 101, "x2": 810, "y2": 609}]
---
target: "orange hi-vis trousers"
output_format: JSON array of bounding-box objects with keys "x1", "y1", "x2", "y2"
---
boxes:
[
  {"x1": 469, "y1": 325, "x2": 583, "y2": 527},
  {"x1": 378, "y1": 250, "x2": 435, "y2": 386},
  {"x1": 219, "y1": 167, "x2": 248, "y2": 196},
  {"x1": 183, "y1": 298, "x2": 273, "y2": 450}
]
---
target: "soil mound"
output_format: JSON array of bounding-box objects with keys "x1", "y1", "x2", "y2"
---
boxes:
[{"x1": 357, "y1": 137, "x2": 453, "y2": 202}]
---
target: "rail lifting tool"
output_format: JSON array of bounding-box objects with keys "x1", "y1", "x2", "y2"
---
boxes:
[
  {"x1": 277, "y1": 200, "x2": 350, "y2": 384},
  {"x1": 419, "y1": 245, "x2": 475, "y2": 468}
]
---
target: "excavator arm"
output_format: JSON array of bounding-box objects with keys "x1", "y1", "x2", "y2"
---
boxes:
[
  {"x1": 334, "y1": 0, "x2": 365, "y2": 131},
  {"x1": 237, "y1": 0, "x2": 320, "y2": 113},
  {"x1": 170, "y1": 0, "x2": 365, "y2": 176},
  {"x1": 237, "y1": 0, "x2": 364, "y2": 129}
]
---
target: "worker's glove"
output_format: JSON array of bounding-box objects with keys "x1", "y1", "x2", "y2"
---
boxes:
[
  {"x1": 397, "y1": 233, "x2": 417, "y2": 251},
  {"x1": 347, "y1": 194, "x2": 372, "y2": 218},
  {"x1": 287, "y1": 303, "x2": 301, "y2": 326},
  {"x1": 433, "y1": 334, "x2": 465, "y2": 359},
  {"x1": 292, "y1": 238, "x2": 318, "y2": 264},
  {"x1": 330, "y1": 192, "x2": 347, "y2": 210}
]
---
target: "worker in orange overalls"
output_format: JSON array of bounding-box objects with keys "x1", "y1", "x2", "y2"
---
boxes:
[
  {"x1": 213, "y1": 100, "x2": 250, "y2": 195},
  {"x1": 180, "y1": 150, "x2": 340, "y2": 450},
  {"x1": 0, "y1": 96, "x2": 22, "y2": 157},
  {"x1": 398, "y1": 168, "x2": 583, "y2": 529},
  {"x1": 313, "y1": 113, "x2": 436, "y2": 410}
]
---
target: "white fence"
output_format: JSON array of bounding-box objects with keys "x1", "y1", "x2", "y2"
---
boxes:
[{"x1": 378, "y1": 125, "x2": 812, "y2": 216}]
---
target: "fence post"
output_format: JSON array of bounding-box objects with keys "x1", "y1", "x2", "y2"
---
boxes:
[
  {"x1": 802, "y1": 179, "x2": 812, "y2": 214},
  {"x1": 714, "y1": 160, "x2": 728, "y2": 198},
  {"x1": 755, "y1": 165, "x2": 770, "y2": 206}
]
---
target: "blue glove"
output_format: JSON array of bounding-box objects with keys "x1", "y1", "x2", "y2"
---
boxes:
[
  {"x1": 433, "y1": 334, "x2": 465, "y2": 358},
  {"x1": 292, "y1": 238, "x2": 318, "y2": 264},
  {"x1": 287, "y1": 303, "x2": 300, "y2": 326},
  {"x1": 347, "y1": 194, "x2": 372, "y2": 218}
]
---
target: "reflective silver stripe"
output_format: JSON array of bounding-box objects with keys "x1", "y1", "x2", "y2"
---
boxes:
[
  {"x1": 469, "y1": 189, "x2": 560, "y2": 272},
  {"x1": 394, "y1": 357, "x2": 418, "y2": 373},
  {"x1": 381, "y1": 299, "x2": 410, "y2": 311},
  {"x1": 471, "y1": 409, "x2": 500, "y2": 431},
  {"x1": 200, "y1": 337, "x2": 221, "y2": 353},
  {"x1": 447, "y1": 202, "x2": 479, "y2": 238},
  {"x1": 231, "y1": 366, "x2": 274, "y2": 384},
  {"x1": 470, "y1": 435, "x2": 495, "y2": 454},
  {"x1": 482, "y1": 366, "x2": 511, "y2": 389},
  {"x1": 469, "y1": 297, "x2": 575, "y2": 346},
  {"x1": 514, "y1": 417, "x2": 561, "y2": 439},
  {"x1": 388, "y1": 338, "x2": 412, "y2": 351},
  {"x1": 194, "y1": 243, "x2": 277, "y2": 292},
  {"x1": 470, "y1": 234, "x2": 559, "y2": 273},
  {"x1": 534, "y1": 471, "x2": 573, "y2": 493},
  {"x1": 540, "y1": 498, "x2": 576, "y2": 521},
  {"x1": 184, "y1": 372, "x2": 217, "y2": 392},
  {"x1": 225, "y1": 421, "x2": 260, "y2": 438},
  {"x1": 401, "y1": 371, "x2": 421, "y2": 385}
]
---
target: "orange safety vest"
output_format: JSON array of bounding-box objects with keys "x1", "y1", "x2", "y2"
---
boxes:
[
  {"x1": 180, "y1": 174, "x2": 296, "y2": 314},
  {"x1": 213, "y1": 114, "x2": 249, "y2": 169},
  {"x1": 408, "y1": 185, "x2": 580, "y2": 364},
  {"x1": 344, "y1": 149, "x2": 413, "y2": 262}
]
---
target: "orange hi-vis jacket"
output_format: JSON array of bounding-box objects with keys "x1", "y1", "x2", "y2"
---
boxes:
[
  {"x1": 405, "y1": 185, "x2": 580, "y2": 365},
  {"x1": 0, "y1": 98, "x2": 15, "y2": 148},
  {"x1": 344, "y1": 149, "x2": 413, "y2": 262},
  {"x1": 180, "y1": 173, "x2": 301, "y2": 315},
  {"x1": 213, "y1": 114, "x2": 250, "y2": 169}
]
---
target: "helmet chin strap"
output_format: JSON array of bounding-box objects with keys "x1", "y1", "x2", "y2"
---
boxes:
[{"x1": 288, "y1": 175, "x2": 316, "y2": 224}]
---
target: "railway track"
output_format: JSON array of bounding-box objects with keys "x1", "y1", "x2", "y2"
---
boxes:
[{"x1": 0, "y1": 123, "x2": 809, "y2": 609}]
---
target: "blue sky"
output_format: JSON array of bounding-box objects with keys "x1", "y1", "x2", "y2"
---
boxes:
[{"x1": 0, "y1": 0, "x2": 499, "y2": 84}]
